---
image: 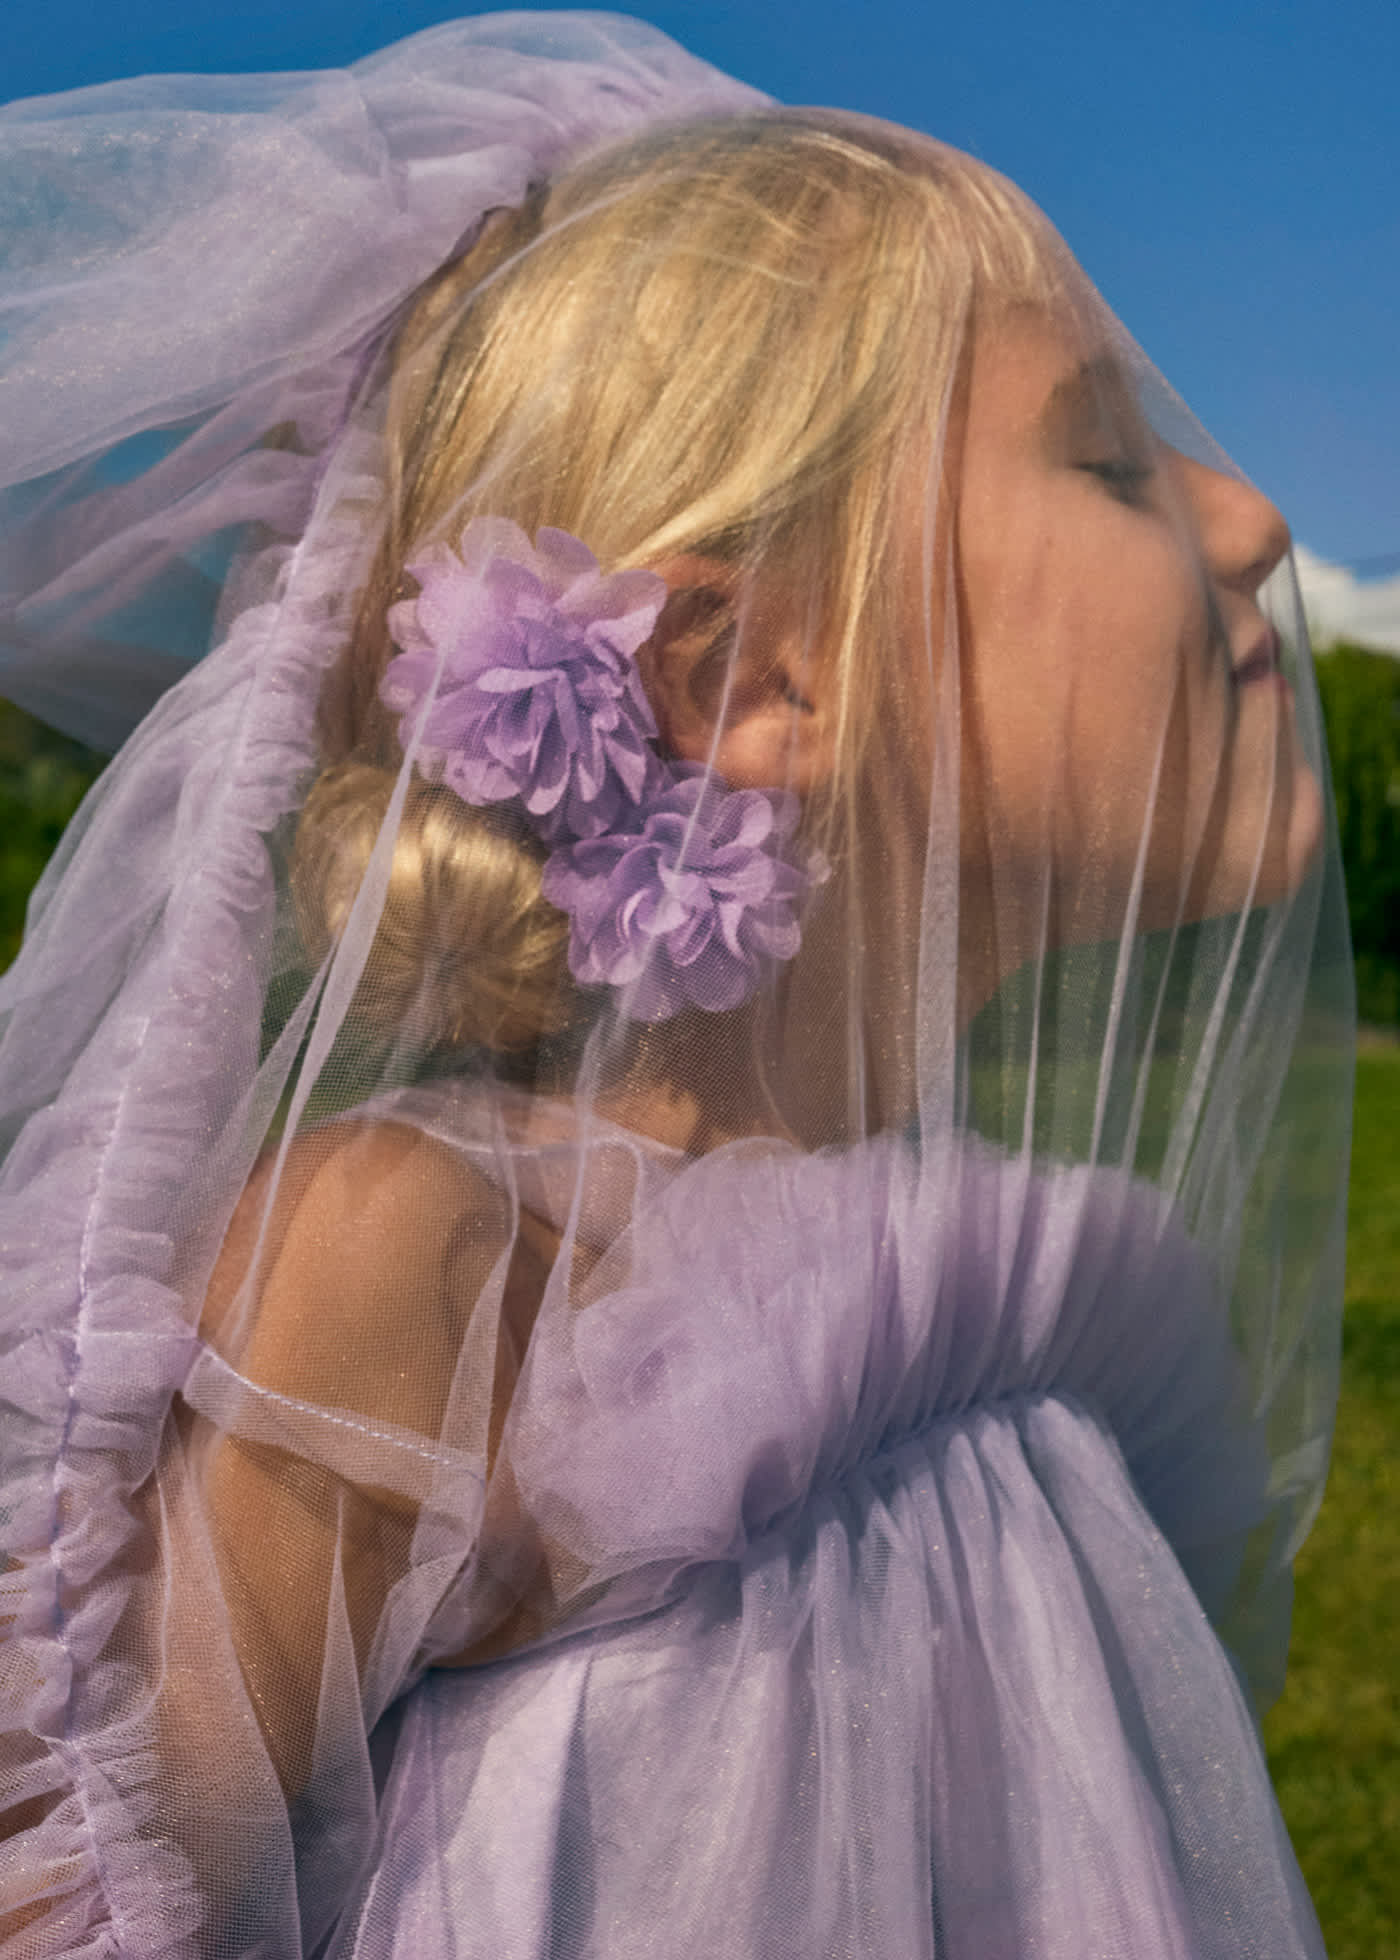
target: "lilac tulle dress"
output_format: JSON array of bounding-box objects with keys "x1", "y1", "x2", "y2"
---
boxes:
[{"x1": 295, "y1": 1080, "x2": 1320, "y2": 1960}]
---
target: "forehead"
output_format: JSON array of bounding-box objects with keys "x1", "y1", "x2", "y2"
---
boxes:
[{"x1": 963, "y1": 304, "x2": 1140, "y2": 450}]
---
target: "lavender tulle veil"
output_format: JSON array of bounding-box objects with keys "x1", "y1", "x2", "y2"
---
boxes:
[{"x1": 0, "y1": 14, "x2": 1352, "y2": 1957}]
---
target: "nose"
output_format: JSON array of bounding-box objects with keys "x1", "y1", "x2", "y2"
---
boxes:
[{"x1": 1173, "y1": 453, "x2": 1291, "y2": 597}]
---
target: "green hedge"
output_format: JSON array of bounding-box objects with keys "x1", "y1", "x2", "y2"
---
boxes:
[
  {"x1": 0, "y1": 702, "x2": 106, "y2": 969},
  {"x1": 1314, "y1": 643, "x2": 1400, "y2": 1025}
]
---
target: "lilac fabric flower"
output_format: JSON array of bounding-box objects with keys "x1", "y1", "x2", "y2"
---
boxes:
[
  {"x1": 542, "y1": 768, "x2": 827, "y2": 1021},
  {"x1": 379, "y1": 518, "x2": 824, "y2": 1021},
  {"x1": 380, "y1": 517, "x2": 668, "y2": 840}
]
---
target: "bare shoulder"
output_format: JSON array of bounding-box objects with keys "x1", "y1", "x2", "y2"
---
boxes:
[
  {"x1": 201, "y1": 1115, "x2": 511, "y2": 1416},
  {"x1": 275, "y1": 1115, "x2": 508, "y2": 1258}
]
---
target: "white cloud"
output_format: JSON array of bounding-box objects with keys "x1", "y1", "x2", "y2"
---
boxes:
[{"x1": 1294, "y1": 545, "x2": 1400, "y2": 657}]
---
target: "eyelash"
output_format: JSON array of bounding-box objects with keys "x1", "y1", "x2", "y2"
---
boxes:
[{"x1": 1081, "y1": 457, "x2": 1155, "y2": 506}]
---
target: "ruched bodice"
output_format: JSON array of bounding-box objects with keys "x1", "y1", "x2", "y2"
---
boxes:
[{"x1": 319, "y1": 1085, "x2": 1322, "y2": 1960}]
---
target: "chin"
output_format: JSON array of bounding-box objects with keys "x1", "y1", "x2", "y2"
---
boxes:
[
  {"x1": 1192, "y1": 758, "x2": 1327, "y2": 921},
  {"x1": 1274, "y1": 759, "x2": 1327, "y2": 904}
]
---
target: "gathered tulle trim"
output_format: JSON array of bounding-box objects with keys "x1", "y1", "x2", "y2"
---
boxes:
[
  {"x1": 484, "y1": 1123, "x2": 1263, "y2": 1588},
  {"x1": 0, "y1": 1775, "x2": 204, "y2": 1959},
  {"x1": 359, "y1": 1082, "x2": 1270, "y2": 1659},
  {"x1": 0, "y1": 441, "x2": 388, "y2": 1952}
]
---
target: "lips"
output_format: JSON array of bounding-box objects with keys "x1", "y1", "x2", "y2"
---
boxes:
[{"x1": 1232, "y1": 629, "x2": 1283, "y2": 686}]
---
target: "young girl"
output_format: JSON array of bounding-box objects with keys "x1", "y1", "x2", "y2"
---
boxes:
[{"x1": 0, "y1": 14, "x2": 1352, "y2": 1957}]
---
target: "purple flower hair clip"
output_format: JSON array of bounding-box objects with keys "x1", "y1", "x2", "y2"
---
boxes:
[
  {"x1": 541, "y1": 768, "x2": 814, "y2": 1023},
  {"x1": 381, "y1": 517, "x2": 827, "y2": 1022},
  {"x1": 382, "y1": 517, "x2": 667, "y2": 843}
]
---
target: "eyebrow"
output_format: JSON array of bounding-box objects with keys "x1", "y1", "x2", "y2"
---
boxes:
[{"x1": 1040, "y1": 355, "x2": 1145, "y2": 443}]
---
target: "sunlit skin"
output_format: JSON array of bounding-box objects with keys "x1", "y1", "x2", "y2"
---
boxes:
[
  {"x1": 650, "y1": 302, "x2": 1323, "y2": 1039},
  {"x1": 954, "y1": 304, "x2": 1323, "y2": 1010},
  {"x1": 614, "y1": 158, "x2": 1329, "y2": 1143}
]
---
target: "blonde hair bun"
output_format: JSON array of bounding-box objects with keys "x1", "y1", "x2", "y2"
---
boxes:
[{"x1": 291, "y1": 762, "x2": 571, "y2": 1055}]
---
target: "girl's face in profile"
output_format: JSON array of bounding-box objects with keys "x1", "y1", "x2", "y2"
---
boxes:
[{"x1": 953, "y1": 300, "x2": 1324, "y2": 948}]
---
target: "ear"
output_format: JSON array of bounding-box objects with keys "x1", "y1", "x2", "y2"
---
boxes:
[{"x1": 640, "y1": 555, "x2": 835, "y2": 794}]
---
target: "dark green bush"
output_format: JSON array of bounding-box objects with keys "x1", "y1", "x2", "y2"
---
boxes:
[
  {"x1": 1314, "y1": 643, "x2": 1400, "y2": 1024},
  {"x1": 0, "y1": 701, "x2": 106, "y2": 969}
]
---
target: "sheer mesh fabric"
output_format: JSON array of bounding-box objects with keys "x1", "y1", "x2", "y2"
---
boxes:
[{"x1": 0, "y1": 15, "x2": 1351, "y2": 1957}]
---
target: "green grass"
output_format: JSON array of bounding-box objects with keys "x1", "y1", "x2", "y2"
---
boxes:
[{"x1": 1264, "y1": 1046, "x2": 1400, "y2": 1956}]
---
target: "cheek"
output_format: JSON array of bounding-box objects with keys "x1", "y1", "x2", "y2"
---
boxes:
[
  {"x1": 986, "y1": 547, "x2": 1202, "y2": 861},
  {"x1": 1066, "y1": 541, "x2": 1217, "y2": 830},
  {"x1": 956, "y1": 482, "x2": 1226, "y2": 914},
  {"x1": 957, "y1": 524, "x2": 1077, "y2": 826}
]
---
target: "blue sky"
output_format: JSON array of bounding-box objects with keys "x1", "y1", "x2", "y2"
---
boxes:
[{"x1": 7, "y1": 0, "x2": 1398, "y2": 571}]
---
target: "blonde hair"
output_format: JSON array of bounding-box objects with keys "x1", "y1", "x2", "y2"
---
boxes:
[
  {"x1": 299, "y1": 111, "x2": 1061, "y2": 1063},
  {"x1": 293, "y1": 763, "x2": 569, "y2": 1054}
]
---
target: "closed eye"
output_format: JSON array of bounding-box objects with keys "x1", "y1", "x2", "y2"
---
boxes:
[{"x1": 1080, "y1": 457, "x2": 1155, "y2": 506}]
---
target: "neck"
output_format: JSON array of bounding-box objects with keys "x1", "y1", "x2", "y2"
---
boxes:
[{"x1": 595, "y1": 1010, "x2": 797, "y2": 1154}]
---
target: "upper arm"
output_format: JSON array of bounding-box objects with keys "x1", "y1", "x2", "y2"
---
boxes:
[{"x1": 190, "y1": 1118, "x2": 512, "y2": 1789}]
